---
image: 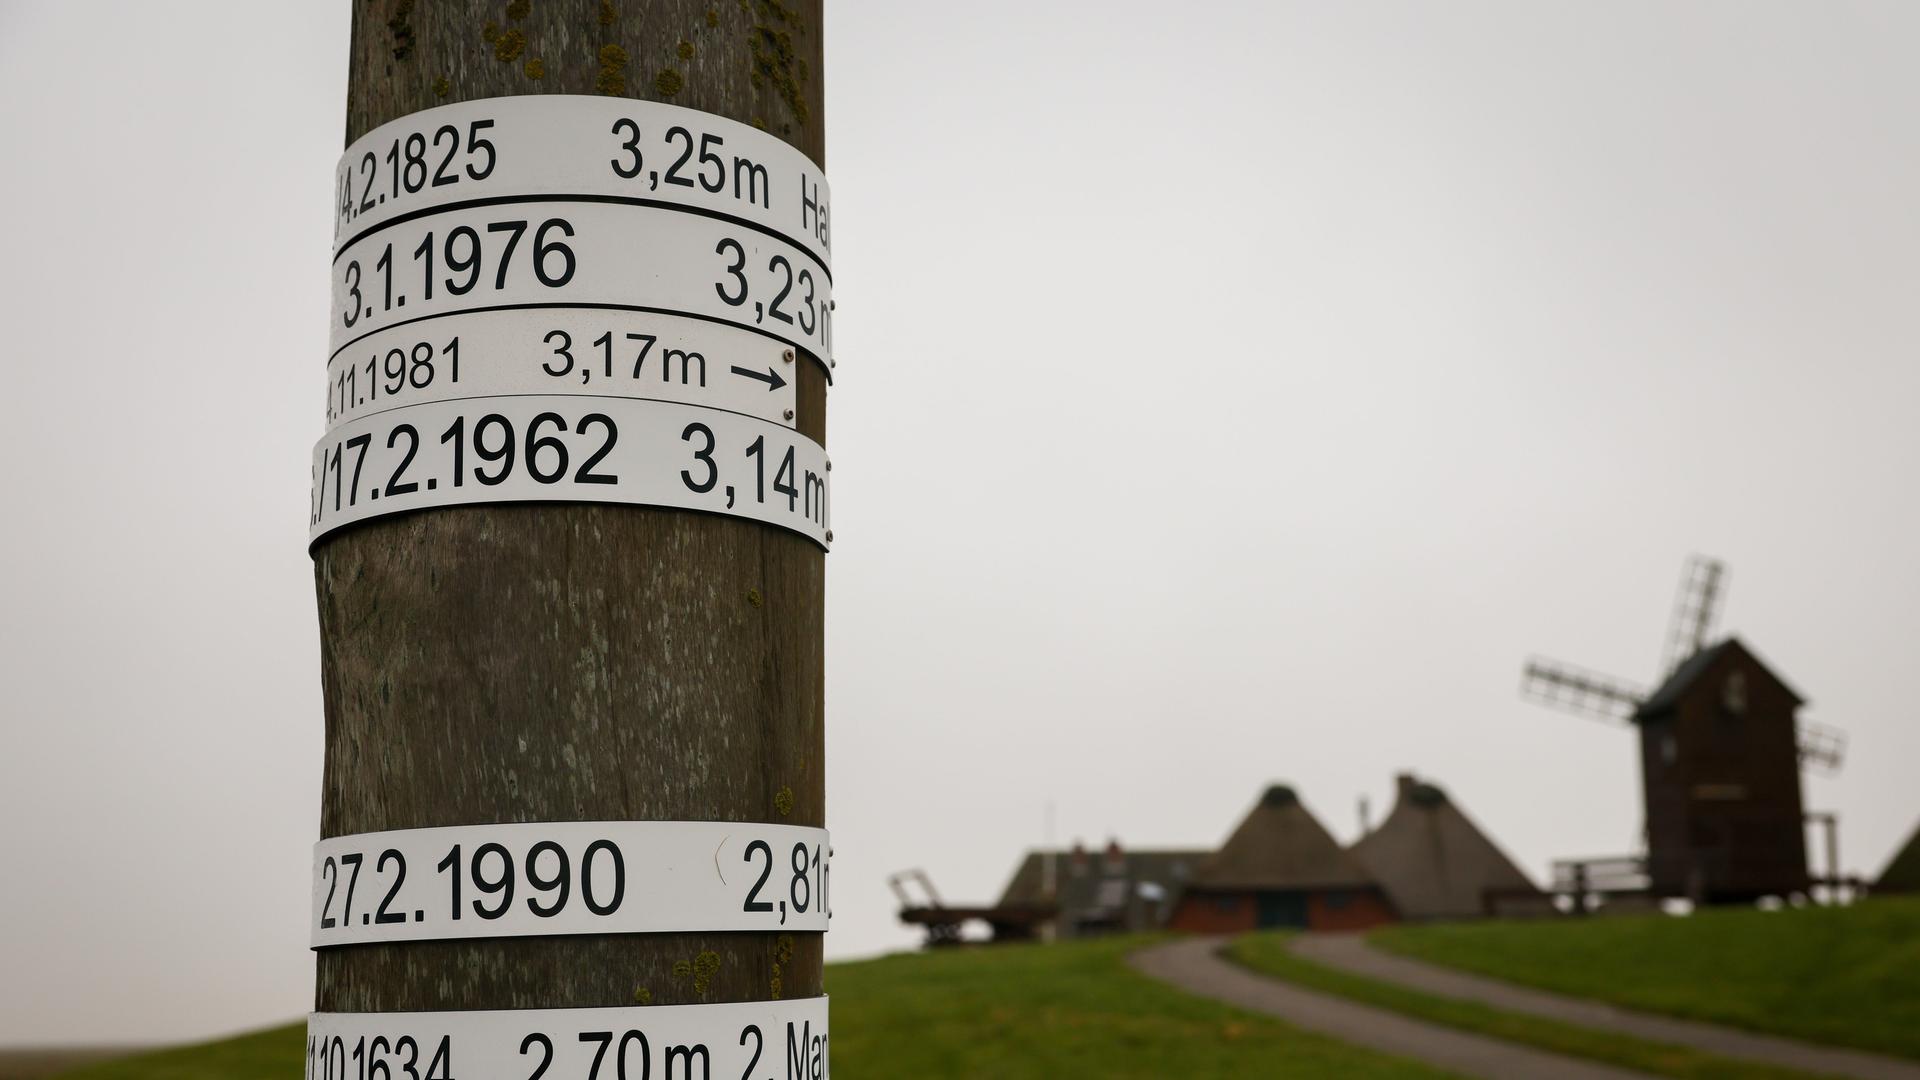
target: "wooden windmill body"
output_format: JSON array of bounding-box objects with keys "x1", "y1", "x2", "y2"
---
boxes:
[{"x1": 1522, "y1": 557, "x2": 1844, "y2": 903}]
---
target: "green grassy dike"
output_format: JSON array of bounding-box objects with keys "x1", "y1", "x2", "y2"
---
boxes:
[
  {"x1": 826, "y1": 935, "x2": 1448, "y2": 1078},
  {"x1": 56, "y1": 936, "x2": 1451, "y2": 1079},
  {"x1": 1371, "y1": 897, "x2": 1920, "y2": 1062},
  {"x1": 49, "y1": 1025, "x2": 307, "y2": 1080},
  {"x1": 1225, "y1": 933, "x2": 1831, "y2": 1080}
]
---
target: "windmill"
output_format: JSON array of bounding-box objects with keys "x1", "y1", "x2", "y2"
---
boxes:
[{"x1": 1520, "y1": 556, "x2": 1844, "y2": 903}]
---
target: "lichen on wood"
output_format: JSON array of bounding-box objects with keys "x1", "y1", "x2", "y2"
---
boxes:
[{"x1": 596, "y1": 42, "x2": 630, "y2": 95}]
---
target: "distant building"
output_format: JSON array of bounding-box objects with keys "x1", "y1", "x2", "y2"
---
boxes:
[
  {"x1": 1168, "y1": 784, "x2": 1394, "y2": 932},
  {"x1": 1877, "y1": 822, "x2": 1920, "y2": 894},
  {"x1": 997, "y1": 840, "x2": 1207, "y2": 939},
  {"x1": 1350, "y1": 773, "x2": 1546, "y2": 920},
  {"x1": 1634, "y1": 639, "x2": 1810, "y2": 902}
]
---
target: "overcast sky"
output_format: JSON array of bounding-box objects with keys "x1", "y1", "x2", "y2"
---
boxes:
[{"x1": 3, "y1": 0, "x2": 1917, "y2": 1048}]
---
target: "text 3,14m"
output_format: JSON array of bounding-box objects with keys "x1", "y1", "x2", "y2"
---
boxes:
[{"x1": 308, "y1": 396, "x2": 829, "y2": 549}]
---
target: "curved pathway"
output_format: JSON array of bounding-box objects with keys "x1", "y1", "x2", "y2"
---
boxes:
[
  {"x1": 1291, "y1": 933, "x2": 1920, "y2": 1080},
  {"x1": 1130, "y1": 937, "x2": 1652, "y2": 1080}
]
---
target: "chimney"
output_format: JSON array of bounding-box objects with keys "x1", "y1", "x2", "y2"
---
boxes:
[
  {"x1": 1070, "y1": 839, "x2": 1088, "y2": 876},
  {"x1": 1103, "y1": 837, "x2": 1125, "y2": 875},
  {"x1": 1358, "y1": 794, "x2": 1372, "y2": 836},
  {"x1": 1400, "y1": 772, "x2": 1447, "y2": 807}
]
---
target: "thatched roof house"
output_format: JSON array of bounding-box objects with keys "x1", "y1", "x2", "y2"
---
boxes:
[
  {"x1": 1350, "y1": 773, "x2": 1545, "y2": 920},
  {"x1": 1877, "y1": 822, "x2": 1920, "y2": 894},
  {"x1": 997, "y1": 841, "x2": 1208, "y2": 938},
  {"x1": 1168, "y1": 784, "x2": 1394, "y2": 932}
]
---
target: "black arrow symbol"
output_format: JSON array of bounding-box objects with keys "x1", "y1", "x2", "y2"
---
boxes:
[{"x1": 730, "y1": 364, "x2": 787, "y2": 391}]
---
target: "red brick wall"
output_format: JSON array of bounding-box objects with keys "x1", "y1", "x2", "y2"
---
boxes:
[
  {"x1": 1169, "y1": 888, "x2": 1397, "y2": 933},
  {"x1": 1308, "y1": 888, "x2": 1396, "y2": 931},
  {"x1": 1167, "y1": 891, "x2": 1257, "y2": 934}
]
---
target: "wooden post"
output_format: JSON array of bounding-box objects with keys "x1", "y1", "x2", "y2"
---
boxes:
[{"x1": 316, "y1": 0, "x2": 827, "y2": 1017}]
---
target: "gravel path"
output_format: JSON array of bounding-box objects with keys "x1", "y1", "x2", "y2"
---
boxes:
[
  {"x1": 1291, "y1": 933, "x2": 1920, "y2": 1080},
  {"x1": 1130, "y1": 937, "x2": 1653, "y2": 1080}
]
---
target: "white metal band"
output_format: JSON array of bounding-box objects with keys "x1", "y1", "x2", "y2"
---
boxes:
[
  {"x1": 325, "y1": 308, "x2": 800, "y2": 434},
  {"x1": 306, "y1": 997, "x2": 829, "y2": 1080},
  {"x1": 330, "y1": 203, "x2": 833, "y2": 368},
  {"x1": 308, "y1": 396, "x2": 830, "y2": 549},
  {"x1": 311, "y1": 822, "x2": 831, "y2": 948},
  {"x1": 333, "y1": 95, "x2": 831, "y2": 272}
]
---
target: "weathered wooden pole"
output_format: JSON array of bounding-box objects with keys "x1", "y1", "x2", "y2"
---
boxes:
[{"x1": 315, "y1": 0, "x2": 826, "y2": 1028}]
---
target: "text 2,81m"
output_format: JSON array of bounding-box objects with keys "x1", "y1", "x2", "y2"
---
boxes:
[
  {"x1": 317, "y1": 838, "x2": 826, "y2": 932},
  {"x1": 311, "y1": 822, "x2": 832, "y2": 945}
]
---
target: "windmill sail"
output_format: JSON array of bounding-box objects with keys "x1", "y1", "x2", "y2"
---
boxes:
[
  {"x1": 1660, "y1": 555, "x2": 1726, "y2": 677},
  {"x1": 1520, "y1": 556, "x2": 1847, "y2": 783},
  {"x1": 1797, "y1": 720, "x2": 1846, "y2": 775},
  {"x1": 1521, "y1": 658, "x2": 1646, "y2": 723}
]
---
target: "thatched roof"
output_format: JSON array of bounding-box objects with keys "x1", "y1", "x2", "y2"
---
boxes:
[
  {"x1": 1350, "y1": 773, "x2": 1540, "y2": 920},
  {"x1": 1187, "y1": 784, "x2": 1378, "y2": 891},
  {"x1": 997, "y1": 846, "x2": 1209, "y2": 911},
  {"x1": 1877, "y1": 822, "x2": 1920, "y2": 893}
]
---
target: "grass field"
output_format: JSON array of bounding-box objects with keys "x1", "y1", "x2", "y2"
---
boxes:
[
  {"x1": 826, "y1": 934, "x2": 1449, "y2": 1078},
  {"x1": 0, "y1": 1048, "x2": 151, "y2": 1080},
  {"x1": 51, "y1": 936, "x2": 1449, "y2": 1079},
  {"x1": 45, "y1": 1026, "x2": 304, "y2": 1080},
  {"x1": 1373, "y1": 896, "x2": 1920, "y2": 1062},
  {"x1": 1226, "y1": 933, "x2": 1823, "y2": 1080}
]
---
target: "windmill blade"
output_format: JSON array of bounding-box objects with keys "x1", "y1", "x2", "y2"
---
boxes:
[
  {"x1": 1797, "y1": 720, "x2": 1847, "y2": 776},
  {"x1": 1660, "y1": 555, "x2": 1727, "y2": 677},
  {"x1": 1521, "y1": 657, "x2": 1647, "y2": 724}
]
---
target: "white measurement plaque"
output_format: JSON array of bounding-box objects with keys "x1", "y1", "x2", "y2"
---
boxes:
[
  {"x1": 312, "y1": 821, "x2": 830, "y2": 947},
  {"x1": 307, "y1": 996, "x2": 829, "y2": 1080},
  {"x1": 308, "y1": 397, "x2": 830, "y2": 549},
  {"x1": 325, "y1": 309, "x2": 800, "y2": 433},
  {"x1": 330, "y1": 203, "x2": 832, "y2": 367},
  {"x1": 333, "y1": 95, "x2": 830, "y2": 272}
]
